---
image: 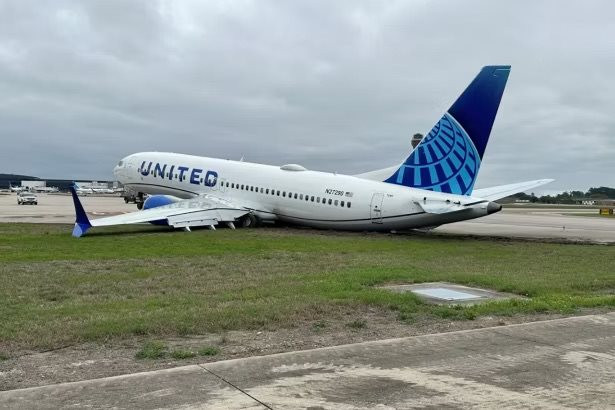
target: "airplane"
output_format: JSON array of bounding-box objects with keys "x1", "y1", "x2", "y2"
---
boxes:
[
  {"x1": 9, "y1": 183, "x2": 25, "y2": 193},
  {"x1": 92, "y1": 187, "x2": 115, "y2": 194},
  {"x1": 73, "y1": 182, "x2": 94, "y2": 195},
  {"x1": 69, "y1": 65, "x2": 553, "y2": 237},
  {"x1": 32, "y1": 186, "x2": 59, "y2": 193}
]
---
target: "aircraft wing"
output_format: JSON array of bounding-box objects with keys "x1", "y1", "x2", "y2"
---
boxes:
[
  {"x1": 69, "y1": 187, "x2": 249, "y2": 237},
  {"x1": 472, "y1": 179, "x2": 554, "y2": 202}
]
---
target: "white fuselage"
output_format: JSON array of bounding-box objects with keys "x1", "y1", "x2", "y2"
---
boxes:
[{"x1": 114, "y1": 152, "x2": 495, "y2": 231}]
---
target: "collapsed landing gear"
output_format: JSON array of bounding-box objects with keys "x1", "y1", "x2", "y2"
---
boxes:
[
  {"x1": 136, "y1": 192, "x2": 144, "y2": 210},
  {"x1": 239, "y1": 213, "x2": 260, "y2": 228}
]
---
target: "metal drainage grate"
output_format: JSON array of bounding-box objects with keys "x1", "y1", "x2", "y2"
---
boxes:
[
  {"x1": 412, "y1": 288, "x2": 483, "y2": 301},
  {"x1": 378, "y1": 282, "x2": 525, "y2": 305}
]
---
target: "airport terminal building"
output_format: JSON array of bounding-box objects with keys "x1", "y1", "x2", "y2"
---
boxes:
[{"x1": 0, "y1": 174, "x2": 117, "y2": 191}]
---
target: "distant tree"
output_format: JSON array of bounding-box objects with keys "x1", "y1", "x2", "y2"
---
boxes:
[{"x1": 587, "y1": 187, "x2": 615, "y2": 198}]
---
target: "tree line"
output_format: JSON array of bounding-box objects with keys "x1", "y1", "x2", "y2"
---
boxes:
[{"x1": 509, "y1": 187, "x2": 615, "y2": 204}]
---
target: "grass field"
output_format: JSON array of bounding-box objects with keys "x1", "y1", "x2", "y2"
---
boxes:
[{"x1": 1, "y1": 223, "x2": 614, "y2": 352}]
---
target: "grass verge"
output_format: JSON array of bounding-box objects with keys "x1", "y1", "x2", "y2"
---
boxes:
[{"x1": 0, "y1": 223, "x2": 613, "y2": 351}]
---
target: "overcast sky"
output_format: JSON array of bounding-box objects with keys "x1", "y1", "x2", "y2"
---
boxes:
[{"x1": 1, "y1": 0, "x2": 613, "y2": 193}]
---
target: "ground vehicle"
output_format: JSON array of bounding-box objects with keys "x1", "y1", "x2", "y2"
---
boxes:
[{"x1": 17, "y1": 191, "x2": 38, "y2": 205}]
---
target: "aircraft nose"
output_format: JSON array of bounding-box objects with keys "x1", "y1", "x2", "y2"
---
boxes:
[
  {"x1": 113, "y1": 157, "x2": 128, "y2": 179},
  {"x1": 487, "y1": 201, "x2": 502, "y2": 215}
]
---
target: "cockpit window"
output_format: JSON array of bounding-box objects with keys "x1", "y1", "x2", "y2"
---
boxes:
[{"x1": 117, "y1": 160, "x2": 124, "y2": 167}]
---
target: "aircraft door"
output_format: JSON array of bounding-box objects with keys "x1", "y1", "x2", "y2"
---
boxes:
[{"x1": 370, "y1": 193, "x2": 384, "y2": 224}]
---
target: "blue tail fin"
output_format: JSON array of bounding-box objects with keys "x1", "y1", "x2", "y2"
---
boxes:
[
  {"x1": 384, "y1": 65, "x2": 511, "y2": 195},
  {"x1": 69, "y1": 184, "x2": 92, "y2": 237}
]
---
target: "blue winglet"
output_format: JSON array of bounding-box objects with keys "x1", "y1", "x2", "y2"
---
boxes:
[{"x1": 69, "y1": 184, "x2": 92, "y2": 237}]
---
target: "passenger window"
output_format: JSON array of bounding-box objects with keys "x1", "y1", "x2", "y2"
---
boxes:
[
  {"x1": 328, "y1": 198, "x2": 332, "y2": 205},
  {"x1": 305, "y1": 195, "x2": 309, "y2": 201},
  {"x1": 341, "y1": 201, "x2": 345, "y2": 207},
  {"x1": 200, "y1": 178, "x2": 203, "y2": 183},
  {"x1": 226, "y1": 182, "x2": 229, "y2": 187},
  {"x1": 311, "y1": 196, "x2": 314, "y2": 202},
  {"x1": 317, "y1": 197, "x2": 320, "y2": 203},
  {"x1": 250, "y1": 186, "x2": 254, "y2": 192},
  {"x1": 241, "y1": 184, "x2": 244, "y2": 190},
  {"x1": 277, "y1": 190, "x2": 280, "y2": 196},
  {"x1": 260, "y1": 188, "x2": 264, "y2": 193},
  {"x1": 166, "y1": 172, "x2": 169, "y2": 178},
  {"x1": 334, "y1": 200, "x2": 338, "y2": 206},
  {"x1": 300, "y1": 194, "x2": 303, "y2": 200},
  {"x1": 266, "y1": 188, "x2": 269, "y2": 194},
  {"x1": 283, "y1": 192, "x2": 286, "y2": 197},
  {"x1": 294, "y1": 193, "x2": 298, "y2": 199},
  {"x1": 347, "y1": 202, "x2": 351, "y2": 208}
]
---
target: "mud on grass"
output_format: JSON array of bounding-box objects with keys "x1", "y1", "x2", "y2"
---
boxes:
[{"x1": 0, "y1": 223, "x2": 614, "y2": 355}]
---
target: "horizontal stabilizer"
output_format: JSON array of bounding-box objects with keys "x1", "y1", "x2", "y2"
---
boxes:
[{"x1": 472, "y1": 179, "x2": 554, "y2": 201}]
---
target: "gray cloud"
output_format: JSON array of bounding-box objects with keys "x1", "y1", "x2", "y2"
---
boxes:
[{"x1": 1, "y1": 0, "x2": 613, "y2": 193}]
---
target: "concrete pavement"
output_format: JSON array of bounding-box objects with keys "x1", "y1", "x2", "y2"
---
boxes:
[
  {"x1": 437, "y1": 208, "x2": 615, "y2": 243},
  {"x1": 2, "y1": 313, "x2": 614, "y2": 409}
]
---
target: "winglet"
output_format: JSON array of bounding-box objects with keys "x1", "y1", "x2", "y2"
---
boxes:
[{"x1": 69, "y1": 184, "x2": 92, "y2": 237}]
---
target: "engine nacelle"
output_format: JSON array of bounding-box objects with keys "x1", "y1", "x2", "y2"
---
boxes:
[
  {"x1": 142, "y1": 195, "x2": 181, "y2": 225},
  {"x1": 143, "y1": 195, "x2": 180, "y2": 210}
]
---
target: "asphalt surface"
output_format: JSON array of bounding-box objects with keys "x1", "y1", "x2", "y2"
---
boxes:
[
  {"x1": 1, "y1": 313, "x2": 613, "y2": 409},
  {"x1": 0, "y1": 193, "x2": 134, "y2": 224},
  {"x1": 1, "y1": 193, "x2": 614, "y2": 243}
]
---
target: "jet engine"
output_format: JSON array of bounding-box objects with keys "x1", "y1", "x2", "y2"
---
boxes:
[
  {"x1": 142, "y1": 195, "x2": 181, "y2": 225},
  {"x1": 142, "y1": 195, "x2": 181, "y2": 210}
]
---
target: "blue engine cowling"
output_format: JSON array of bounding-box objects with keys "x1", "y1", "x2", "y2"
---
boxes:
[{"x1": 142, "y1": 195, "x2": 180, "y2": 225}]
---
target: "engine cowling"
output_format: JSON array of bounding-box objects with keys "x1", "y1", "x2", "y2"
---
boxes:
[
  {"x1": 142, "y1": 195, "x2": 181, "y2": 225},
  {"x1": 143, "y1": 195, "x2": 180, "y2": 210}
]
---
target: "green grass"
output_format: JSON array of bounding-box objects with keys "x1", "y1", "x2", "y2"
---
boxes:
[
  {"x1": 135, "y1": 341, "x2": 167, "y2": 359},
  {"x1": 170, "y1": 349, "x2": 197, "y2": 359},
  {"x1": 0, "y1": 223, "x2": 614, "y2": 351},
  {"x1": 198, "y1": 346, "x2": 220, "y2": 356}
]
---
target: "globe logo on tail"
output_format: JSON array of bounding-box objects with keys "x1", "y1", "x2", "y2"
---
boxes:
[{"x1": 385, "y1": 113, "x2": 480, "y2": 195}]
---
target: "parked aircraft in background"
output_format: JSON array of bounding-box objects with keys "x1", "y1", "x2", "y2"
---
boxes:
[
  {"x1": 9, "y1": 183, "x2": 25, "y2": 193},
  {"x1": 92, "y1": 187, "x2": 115, "y2": 194},
  {"x1": 32, "y1": 186, "x2": 59, "y2": 193},
  {"x1": 70, "y1": 65, "x2": 553, "y2": 237},
  {"x1": 73, "y1": 182, "x2": 93, "y2": 195}
]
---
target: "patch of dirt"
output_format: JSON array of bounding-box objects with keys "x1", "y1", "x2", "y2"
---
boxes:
[{"x1": 1, "y1": 307, "x2": 610, "y2": 391}]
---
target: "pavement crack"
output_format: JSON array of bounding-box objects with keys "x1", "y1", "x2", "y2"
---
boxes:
[{"x1": 198, "y1": 364, "x2": 273, "y2": 409}]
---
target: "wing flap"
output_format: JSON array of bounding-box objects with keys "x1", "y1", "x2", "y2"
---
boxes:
[{"x1": 167, "y1": 209, "x2": 248, "y2": 228}]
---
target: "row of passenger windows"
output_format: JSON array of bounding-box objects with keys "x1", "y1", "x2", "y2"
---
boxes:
[{"x1": 226, "y1": 182, "x2": 352, "y2": 208}]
